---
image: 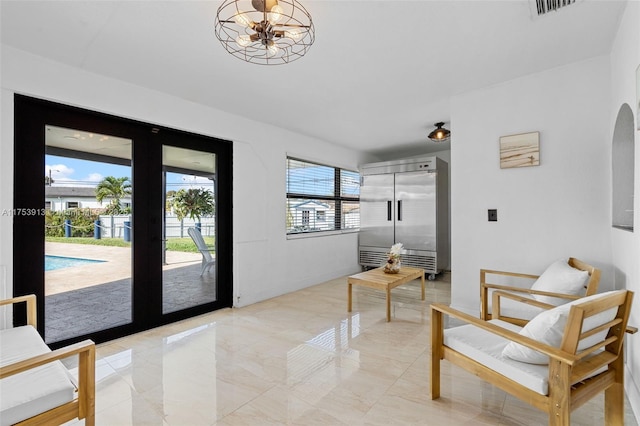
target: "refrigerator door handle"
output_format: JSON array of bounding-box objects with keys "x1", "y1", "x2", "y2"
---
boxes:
[
  {"x1": 387, "y1": 201, "x2": 392, "y2": 221},
  {"x1": 397, "y1": 200, "x2": 402, "y2": 221}
]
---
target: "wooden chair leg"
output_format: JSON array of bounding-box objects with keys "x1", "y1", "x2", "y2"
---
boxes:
[
  {"x1": 78, "y1": 345, "x2": 96, "y2": 426},
  {"x1": 430, "y1": 307, "x2": 442, "y2": 399},
  {"x1": 605, "y1": 354, "x2": 624, "y2": 425},
  {"x1": 548, "y1": 360, "x2": 570, "y2": 426}
]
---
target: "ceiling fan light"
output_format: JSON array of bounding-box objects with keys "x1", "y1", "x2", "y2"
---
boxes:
[
  {"x1": 252, "y1": 0, "x2": 278, "y2": 12},
  {"x1": 215, "y1": 0, "x2": 315, "y2": 65},
  {"x1": 235, "y1": 12, "x2": 252, "y2": 28},
  {"x1": 268, "y1": 4, "x2": 284, "y2": 23},
  {"x1": 284, "y1": 28, "x2": 302, "y2": 40},
  {"x1": 266, "y1": 42, "x2": 279, "y2": 57},
  {"x1": 236, "y1": 34, "x2": 252, "y2": 47}
]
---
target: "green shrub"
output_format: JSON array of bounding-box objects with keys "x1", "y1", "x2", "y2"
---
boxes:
[{"x1": 45, "y1": 209, "x2": 99, "y2": 238}]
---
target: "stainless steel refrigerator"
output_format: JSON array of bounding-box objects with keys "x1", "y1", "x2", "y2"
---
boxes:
[{"x1": 358, "y1": 156, "x2": 449, "y2": 279}]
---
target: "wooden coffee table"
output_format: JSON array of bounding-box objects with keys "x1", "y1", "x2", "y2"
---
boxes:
[{"x1": 347, "y1": 266, "x2": 425, "y2": 322}]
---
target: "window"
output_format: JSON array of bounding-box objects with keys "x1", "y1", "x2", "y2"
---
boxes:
[
  {"x1": 66, "y1": 201, "x2": 79, "y2": 209},
  {"x1": 44, "y1": 201, "x2": 52, "y2": 211},
  {"x1": 286, "y1": 157, "x2": 360, "y2": 234}
]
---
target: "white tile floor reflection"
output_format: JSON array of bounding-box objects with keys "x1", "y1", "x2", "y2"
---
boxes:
[{"x1": 63, "y1": 273, "x2": 637, "y2": 425}]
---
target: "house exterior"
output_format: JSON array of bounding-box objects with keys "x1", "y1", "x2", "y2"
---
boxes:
[
  {"x1": 289, "y1": 200, "x2": 333, "y2": 232},
  {"x1": 45, "y1": 186, "x2": 131, "y2": 212}
]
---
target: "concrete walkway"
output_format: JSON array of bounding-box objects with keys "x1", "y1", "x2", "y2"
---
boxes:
[{"x1": 45, "y1": 242, "x2": 202, "y2": 295}]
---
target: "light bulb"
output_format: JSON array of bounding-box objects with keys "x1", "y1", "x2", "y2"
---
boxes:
[
  {"x1": 268, "y1": 5, "x2": 284, "y2": 23},
  {"x1": 235, "y1": 12, "x2": 252, "y2": 27},
  {"x1": 285, "y1": 28, "x2": 303, "y2": 41},
  {"x1": 236, "y1": 34, "x2": 252, "y2": 47},
  {"x1": 266, "y1": 43, "x2": 279, "y2": 57}
]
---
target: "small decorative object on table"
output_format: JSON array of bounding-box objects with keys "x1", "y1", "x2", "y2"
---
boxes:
[{"x1": 383, "y1": 243, "x2": 403, "y2": 274}]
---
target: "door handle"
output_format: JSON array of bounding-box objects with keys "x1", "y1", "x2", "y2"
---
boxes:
[
  {"x1": 387, "y1": 201, "x2": 392, "y2": 221},
  {"x1": 397, "y1": 200, "x2": 402, "y2": 221}
]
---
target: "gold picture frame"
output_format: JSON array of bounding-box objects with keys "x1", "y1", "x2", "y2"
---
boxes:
[{"x1": 500, "y1": 131, "x2": 540, "y2": 169}]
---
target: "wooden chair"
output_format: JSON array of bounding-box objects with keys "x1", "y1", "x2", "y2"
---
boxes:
[
  {"x1": 0, "y1": 295, "x2": 95, "y2": 425},
  {"x1": 480, "y1": 257, "x2": 601, "y2": 326},
  {"x1": 431, "y1": 290, "x2": 635, "y2": 426}
]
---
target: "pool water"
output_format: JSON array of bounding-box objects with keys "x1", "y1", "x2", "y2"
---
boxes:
[{"x1": 45, "y1": 255, "x2": 106, "y2": 271}]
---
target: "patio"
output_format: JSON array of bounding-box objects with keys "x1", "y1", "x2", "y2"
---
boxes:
[{"x1": 45, "y1": 242, "x2": 216, "y2": 343}]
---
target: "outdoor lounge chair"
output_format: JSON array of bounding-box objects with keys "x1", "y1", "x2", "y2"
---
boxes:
[
  {"x1": 187, "y1": 227, "x2": 215, "y2": 276},
  {"x1": 480, "y1": 257, "x2": 600, "y2": 326},
  {"x1": 431, "y1": 290, "x2": 635, "y2": 425}
]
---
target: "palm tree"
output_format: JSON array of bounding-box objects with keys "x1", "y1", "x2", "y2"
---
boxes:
[
  {"x1": 95, "y1": 176, "x2": 132, "y2": 214},
  {"x1": 171, "y1": 188, "x2": 214, "y2": 222}
]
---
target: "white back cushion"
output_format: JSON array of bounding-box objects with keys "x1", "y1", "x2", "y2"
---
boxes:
[
  {"x1": 502, "y1": 290, "x2": 621, "y2": 364},
  {"x1": 530, "y1": 259, "x2": 589, "y2": 306}
]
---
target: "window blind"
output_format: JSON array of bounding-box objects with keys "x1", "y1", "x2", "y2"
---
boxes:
[{"x1": 286, "y1": 157, "x2": 360, "y2": 234}]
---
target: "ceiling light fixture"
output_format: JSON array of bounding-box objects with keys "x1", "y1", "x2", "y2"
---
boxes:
[
  {"x1": 214, "y1": 0, "x2": 315, "y2": 65},
  {"x1": 428, "y1": 122, "x2": 451, "y2": 143}
]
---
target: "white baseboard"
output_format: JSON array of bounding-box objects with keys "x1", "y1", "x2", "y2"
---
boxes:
[{"x1": 625, "y1": 364, "x2": 640, "y2": 422}]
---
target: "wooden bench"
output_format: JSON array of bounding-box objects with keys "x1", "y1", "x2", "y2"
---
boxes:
[{"x1": 0, "y1": 295, "x2": 95, "y2": 425}]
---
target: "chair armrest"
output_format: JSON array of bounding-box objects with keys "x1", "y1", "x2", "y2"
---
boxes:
[
  {"x1": 480, "y1": 269, "x2": 540, "y2": 280},
  {"x1": 493, "y1": 290, "x2": 555, "y2": 308},
  {"x1": 480, "y1": 282, "x2": 583, "y2": 320},
  {"x1": 0, "y1": 294, "x2": 37, "y2": 327},
  {"x1": 480, "y1": 269, "x2": 539, "y2": 320},
  {"x1": 492, "y1": 286, "x2": 584, "y2": 301},
  {"x1": 482, "y1": 283, "x2": 582, "y2": 300},
  {"x1": 431, "y1": 303, "x2": 578, "y2": 366},
  {"x1": 492, "y1": 290, "x2": 554, "y2": 320},
  {"x1": 0, "y1": 339, "x2": 95, "y2": 379}
]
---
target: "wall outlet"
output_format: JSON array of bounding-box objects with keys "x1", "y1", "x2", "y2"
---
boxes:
[{"x1": 488, "y1": 209, "x2": 498, "y2": 222}]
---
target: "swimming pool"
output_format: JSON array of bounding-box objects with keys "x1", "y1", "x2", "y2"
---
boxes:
[{"x1": 45, "y1": 255, "x2": 106, "y2": 271}]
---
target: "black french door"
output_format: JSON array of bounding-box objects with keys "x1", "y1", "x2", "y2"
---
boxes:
[{"x1": 13, "y1": 95, "x2": 232, "y2": 348}]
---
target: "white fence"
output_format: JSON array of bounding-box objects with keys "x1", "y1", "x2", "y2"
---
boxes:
[{"x1": 97, "y1": 214, "x2": 215, "y2": 239}]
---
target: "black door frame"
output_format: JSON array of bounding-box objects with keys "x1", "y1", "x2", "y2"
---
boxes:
[{"x1": 13, "y1": 94, "x2": 233, "y2": 348}]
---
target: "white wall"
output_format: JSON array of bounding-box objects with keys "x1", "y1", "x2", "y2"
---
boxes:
[
  {"x1": 609, "y1": 0, "x2": 640, "y2": 418},
  {"x1": 0, "y1": 46, "x2": 376, "y2": 309},
  {"x1": 450, "y1": 55, "x2": 612, "y2": 314}
]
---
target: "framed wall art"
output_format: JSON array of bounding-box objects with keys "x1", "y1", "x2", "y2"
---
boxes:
[{"x1": 499, "y1": 131, "x2": 540, "y2": 169}]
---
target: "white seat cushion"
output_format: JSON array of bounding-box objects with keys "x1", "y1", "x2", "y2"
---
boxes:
[
  {"x1": 0, "y1": 326, "x2": 76, "y2": 426},
  {"x1": 444, "y1": 320, "x2": 550, "y2": 395},
  {"x1": 444, "y1": 319, "x2": 607, "y2": 396}
]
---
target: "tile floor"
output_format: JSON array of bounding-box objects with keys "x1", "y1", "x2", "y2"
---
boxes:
[{"x1": 61, "y1": 272, "x2": 637, "y2": 425}]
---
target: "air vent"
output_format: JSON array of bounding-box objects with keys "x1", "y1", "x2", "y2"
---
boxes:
[
  {"x1": 358, "y1": 249, "x2": 438, "y2": 273},
  {"x1": 530, "y1": 0, "x2": 580, "y2": 17}
]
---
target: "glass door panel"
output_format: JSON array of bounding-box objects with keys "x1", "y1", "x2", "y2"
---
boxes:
[
  {"x1": 162, "y1": 146, "x2": 217, "y2": 314},
  {"x1": 44, "y1": 125, "x2": 133, "y2": 344}
]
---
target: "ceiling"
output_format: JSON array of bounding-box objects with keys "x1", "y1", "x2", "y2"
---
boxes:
[
  {"x1": 1, "y1": 1, "x2": 627, "y2": 158},
  {"x1": 45, "y1": 125, "x2": 216, "y2": 175}
]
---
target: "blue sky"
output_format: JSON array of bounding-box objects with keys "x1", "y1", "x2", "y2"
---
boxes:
[{"x1": 45, "y1": 155, "x2": 213, "y2": 191}]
